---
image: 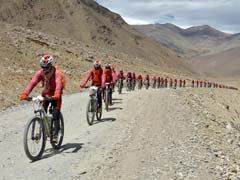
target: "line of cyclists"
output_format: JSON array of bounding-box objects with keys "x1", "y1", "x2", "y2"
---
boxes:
[
  {"x1": 191, "y1": 80, "x2": 238, "y2": 90},
  {"x1": 19, "y1": 55, "x2": 238, "y2": 150}
]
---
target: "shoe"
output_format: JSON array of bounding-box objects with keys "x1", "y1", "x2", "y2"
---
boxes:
[
  {"x1": 109, "y1": 102, "x2": 113, "y2": 106},
  {"x1": 52, "y1": 134, "x2": 58, "y2": 143}
]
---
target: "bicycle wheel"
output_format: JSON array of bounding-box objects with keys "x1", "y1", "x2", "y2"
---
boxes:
[
  {"x1": 96, "y1": 101, "x2": 102, "y2": 121},
  {"x1": 105, "y1": 90, "x2": 109, "y2": 111},
  {"x1": 118, "y1": 82, "x2": 121, "y2": 94},
  {"x1": 86, "y1": 99, "x2": 95, "y2": 125},
  {"x1": 50, "y1": 113, "x2": 64, "y2": 149},
  {"x1": 23, "y1": 117, "x2": 46, "y2": 161}
]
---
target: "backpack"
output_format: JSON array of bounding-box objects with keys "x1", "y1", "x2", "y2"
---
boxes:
[{"x1": 55, "y1": 66, "x2": 66, "y2": 89}]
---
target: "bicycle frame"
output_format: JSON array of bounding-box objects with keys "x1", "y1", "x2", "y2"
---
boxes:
[{"x1": 32, "y1": 96, "x2": 51, "y2": 138}]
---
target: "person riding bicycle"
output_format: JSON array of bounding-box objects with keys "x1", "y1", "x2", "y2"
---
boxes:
[
  {"x1": 132, "y1": 73, "x2": 136, "y2": 90},
  {"x1": 161, "y1": 78, "x2": 164, "y2": 87},
  {"x1": 118, "y1": 70, "x2": 125, "y2": 80},
  {"x1": 179, "y1": 79, "x2": 182, "y2": 88},
  {"x1": 137, "y1": 74, "x2": 143, "y2": 88},
  {"x1": 20, "y1": 55, "x2": 63, "y2": 142},
  {"x1": 152, "y1": 76, "x2": 157, "y2": 88},
  {"x1": 157, "y1": 77, "x2": 161, "y2": 88},
  {"x1": 170, "y1": 78, "x2": 173, "y2": 88},
  {"x1": 80, "y1": 60, "x2": 103, "y2": 111},
  {"x1": 164, "y1": 78, "x2": 168, "y2": 88},
  {"x1": 102, "y1": 64, "x2": 113, "y2": 106},
  {"x1": 183, "y1": 80, "x2": 186, "y2": 87},
  {"x1": 144, "y1": 75, "x2": 150, "y2": 86},
  {"x1": 126, "y1": 72, "x2": 132, "y2": 90}
]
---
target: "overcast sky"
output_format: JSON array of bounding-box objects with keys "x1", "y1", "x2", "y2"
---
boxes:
[{"x1": 96, "y1": 0, "x2": 240, "y2": 33}]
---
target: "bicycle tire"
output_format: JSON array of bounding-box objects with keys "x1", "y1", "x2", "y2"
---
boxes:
[
  {"x1": 23, "y1": 117, "x2": 46, "y2": 161},
  {"x1": 50, "y1": 113, "x2": 64, "y2": 149},
  {"x1": 105, "y1": 90, "x2": 109, "y2": 111},
  {"x1": 86, "y1": 99, "x2": 95, "y2": 125}
]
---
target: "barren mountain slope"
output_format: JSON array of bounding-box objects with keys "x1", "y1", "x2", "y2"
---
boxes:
[
  {"x1": 191, "y1": 47, "x2": 240, "y2": 77},
  {"x1": 0, "y1": 0, "x2": 192, "y2": 71},
  {"x1": 0, "y1": 0, "x2": 197, "y2": 110},
  {"x1": 134, "y1": 24, "x2": 232, "y2": 58},
  {"x1": 134, "y1": 23, "x2": 240, "y2": 77}
]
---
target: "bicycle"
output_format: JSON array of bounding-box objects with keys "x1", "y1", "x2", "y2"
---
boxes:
[
  {"x1": 23, "y1": 95, "x2": 64, "y2": 161},
  {"x1": 126, "y1": 78, "x2": 132, "y2": 92},
  {"x1": 118, "y1": 79, "x2": 124, "y2": 94},
  {"x1": 104, "y1": 83, "x2": 111, "y2": 111},
  {"x1": 138, "y1": 80, "x2": 143, "y2": 90},
  {"x1": 144, "y1": 80, "x2": 150, "y2": 90},
  {"x1": 131, "y1": 79, "x2": 136, "y2": 91},
  {"x1": 86, "y1": 86, "x2": 102, "y2": 125},
  {"x1": 152, "y1": 81, "x2": 156, "y2": 89}
]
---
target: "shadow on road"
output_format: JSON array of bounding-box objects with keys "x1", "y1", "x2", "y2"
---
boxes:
[
  {"x1": 108, "y1": 107, "x2": 123, "y2": 111},
  {"x1": 92, "y1": 117, "x2": 116, "y2": 125},
  {"x1": 112, "y1": 98, "x2": 123, "y2": 101},
  {"x1": 34, "y1": 143, "x2": 84, "y2": 161}
]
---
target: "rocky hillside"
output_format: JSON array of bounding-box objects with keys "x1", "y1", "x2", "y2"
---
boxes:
[
  {"x1": 0, "y1": 0, "x2": 192, "y2": 72},
  {"x1": 0, "y1": 0, "x2": 197, "y2": 110},
  {"x1": 134, "y1": 23, "x2": 240, "y2": 77},
  {"x1": 133, "y1": 23, "x2": 232, "y2": 58}
]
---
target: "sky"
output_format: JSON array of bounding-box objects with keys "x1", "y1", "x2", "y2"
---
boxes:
[{"x1": 95, "y1": 0, "x2": 240, "y2": 33}]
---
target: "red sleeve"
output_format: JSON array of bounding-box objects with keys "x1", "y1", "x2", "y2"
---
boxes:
[
  {"x1": 80, "y1": 70, "x2": 93, "y2": 87},
  {"x1": 102, "y1": 72, "x2": 106, "y2": 88},
  {"x1": 112, "y1": 72, "x2": 117, "y2": 83},
  {"x1": 54, "y1": 70, "x2": 63, "y2": 95},
  {"x1": 24, "y1": 70, "x2": 43, "y2": 95}
]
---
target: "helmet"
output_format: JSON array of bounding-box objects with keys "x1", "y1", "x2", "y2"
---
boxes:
[
  {"x1": 40, "y1": 55, "x2": 54, "y2": 68},
  {"x1": 105, "y1": 63, "x2": 110, "y2": 69},
  {"x1": 94, "y1": 60, "x2": 101, "y2": 69}
]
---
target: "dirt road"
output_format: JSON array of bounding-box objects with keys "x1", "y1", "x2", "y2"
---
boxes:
[{"x1": 0, "y1": 87, "x2": 240, "y2": 180}]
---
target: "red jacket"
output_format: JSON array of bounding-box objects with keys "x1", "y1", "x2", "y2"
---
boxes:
[
  {"x1": 111, "y1": 68, "x2": 118, "y2": 84},
  {"x1": 102, "y1": 70, "x2": 113, "y2": 88},
  {"x1": 24, "y1": 66, "x2": 62, "y2": 97},
  {"x1": 145, "y1": 76, "x2": 150, "y2": 81},
  {"x1": 80, "y1": 68, "x2": 103, "y2": 87},
  {"x1": 118, "y1": 72, "x2": 125, "y2": 80},
  {"x1": 137, "y1": 75, "x2": 143, "y2": 80}
]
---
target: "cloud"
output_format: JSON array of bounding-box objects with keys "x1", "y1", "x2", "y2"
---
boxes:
[{"x1": 96, "y1": 0, "x2": 240, "y2": 33}]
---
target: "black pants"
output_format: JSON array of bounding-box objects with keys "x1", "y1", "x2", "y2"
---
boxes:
[
  {"x1": 97, "y1": 88, "x2": 102, "y2": 109},
  {"x1": 43, "y1": 99, "x2": 61, "y2": 136}
]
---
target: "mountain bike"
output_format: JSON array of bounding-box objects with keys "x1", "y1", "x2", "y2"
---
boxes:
[
  {"x1": 152, "y1": 81, "x2": 156, "y2": 89},
  {"x1": 118, "y1": 79, "x2": 124, "y2": 94},
  {"x1": 104, "y1": 83, "x2": 111, "y2": 111},
  {"x1": 23, "y1": 96, "x2": 64, "y2": 161},
  {"x1": 131, "y1": 79, "x2": 136, "y2": 91},
  {"x1": 144, "y1": 80, "x2": 150, "y2": 90},
  {"x1": 138, "y1": 80, "x2": 143, "y2": 90},
  {"x1": 126, "y1": 78, "x2": 132, "y2": 91},
  {"x1": 86, "y1": 86, "x2": 102, "y2": 125}
]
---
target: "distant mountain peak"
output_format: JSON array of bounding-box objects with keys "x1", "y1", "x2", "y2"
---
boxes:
[{"x1": 183, "y1": 24, "x2": 230, "y2": 37}]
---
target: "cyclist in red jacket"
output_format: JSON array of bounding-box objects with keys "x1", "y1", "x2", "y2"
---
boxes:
[
  {"x1": 102, "y1": 64, "x2": 113, "y2": 106},
  {"x1": 137, "y1": 74, "x2": 143, "y2": 89},
  {"x1": 20, "y1": 55, "x2": 63, "y2": 142},
  {"x1": 80, "y1": 60, "x2": 103, "y2": 111}
]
